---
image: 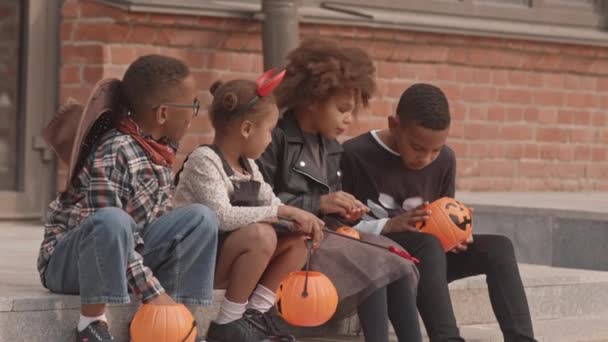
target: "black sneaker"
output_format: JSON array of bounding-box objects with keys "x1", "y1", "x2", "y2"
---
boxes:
[
  {"x1": 206, "y1": 317, "x2": 274, "y2": 342},
  {"x1": 76, "y1": 320, "x2": 114, "y2": 341},
  {"x1": 244, "y1": 309, "x2": 297, "y2": 342}
]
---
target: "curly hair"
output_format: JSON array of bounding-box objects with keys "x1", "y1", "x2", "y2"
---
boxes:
[
  {"x1": 275, "y1": 38, "x2": 376, "y2": 112},
  {"x1": 121, "y1": 54, "x2": 191, "y2": 115},
  {"x1": 396, "y1": 83, "x2": 451, "y2": 130},
  {"x1": 208, "y1": 79, "x2": 275, "y2": 131}
]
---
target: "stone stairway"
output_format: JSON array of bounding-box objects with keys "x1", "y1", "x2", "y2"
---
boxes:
[{"x1": 2, "y1": 191, "x2": 608, "y2": 342}]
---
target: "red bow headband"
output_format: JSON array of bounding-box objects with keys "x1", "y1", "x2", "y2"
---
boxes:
[{"x1": 232, "y1": 68, "x2": 286, "y2": 117}]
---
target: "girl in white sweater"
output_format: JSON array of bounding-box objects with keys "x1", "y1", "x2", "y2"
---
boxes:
[{"x1": 174, "y1": 75, "x2": 324, "y2": 342}]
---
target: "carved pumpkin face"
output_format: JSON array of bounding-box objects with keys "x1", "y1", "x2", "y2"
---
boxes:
[
  {"x1": 444, "y1": 200, "x2": 473, "y2": 231},
  {"x1": 275, "y1": 271, "x2": 338, "y2": 327},
  {"x1": 415, "y1": 197, "x2": 473, "y2": 252},
  {"x1": 130, "y1": 303, "x2": 196, "y2": 342}
]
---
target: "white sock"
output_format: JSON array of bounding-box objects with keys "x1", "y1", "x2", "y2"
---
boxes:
[
  {"x1": 215, "y1": 297, "x2": 247, "y2": 325},
  {"x1": 246, "y1": 284, "x2": 276, "y2": 313},
  {"x1": 78, "y1": 313, "x2": 107, "y2": 332}
]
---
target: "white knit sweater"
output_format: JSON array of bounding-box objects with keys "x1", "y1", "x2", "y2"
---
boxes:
[{"x1": 174, "y1": 146, "x2": 281, "y2": 232}]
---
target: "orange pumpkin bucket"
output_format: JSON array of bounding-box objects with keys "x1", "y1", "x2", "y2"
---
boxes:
[
  {"x1": 130, "y1": 303, "x2": 197, "y2": 342},
  {"x1": 415, "y1": 197, "x2": 473, "y2": 252},
  {"x1": 275, "y1": 240, "x2": 338, "y2": 327}
]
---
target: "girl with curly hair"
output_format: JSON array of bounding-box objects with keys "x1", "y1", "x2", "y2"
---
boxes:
[{"x1": 257, "y1": 38, "x2": 422, "y2": 342}]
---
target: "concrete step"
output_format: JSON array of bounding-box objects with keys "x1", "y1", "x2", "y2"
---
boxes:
[
  {"x1": 2, "y1": 264, "x2": 608, "y2": 341},
  {"x1": 456, "y1": 191, "x2": 608, "y2": 272}
]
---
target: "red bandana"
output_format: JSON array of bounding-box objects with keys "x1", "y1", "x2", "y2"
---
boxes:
[{"x1": 115, "y1": 117, "x2": 176, "y2": 167}]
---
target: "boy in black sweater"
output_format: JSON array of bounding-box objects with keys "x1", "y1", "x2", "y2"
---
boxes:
[{"x1": 341, "y1": 83, "x2": 536, "y2": 342}]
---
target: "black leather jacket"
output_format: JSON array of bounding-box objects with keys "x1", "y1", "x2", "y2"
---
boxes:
[{"x1": 257, "y1": 114, "x2": 344, "y2": 216}]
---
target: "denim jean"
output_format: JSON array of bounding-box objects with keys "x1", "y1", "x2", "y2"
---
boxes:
[
  {"x1": 386, "y1": 233, "x2": 536, "y2": 342},
  {"x1": 44, "y1": 204, "x2": 218, "y2": 305}
]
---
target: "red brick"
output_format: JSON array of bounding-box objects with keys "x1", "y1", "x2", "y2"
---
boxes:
[
  {"x1": 80, "y1": 1, "x2": 126, "y2": 20},
  {"x1": 157, "y1": 28, "x2": 224, "y2": 48},
  {"x1": 527, "y1": 72, "x2": 543, "y2": 87},
  {"x1": 596, "y1": 77, "x2": 608, "y2": 92},
  {"x1": 504, "y1": 144, "x2": 523, "y2": 159},
  {"x1": 498, "y1": 89, "x2": 532, "y2": 105},
  {"x1": 473, "y1": 69, "x2": 491, "y2": 84},
  {"x1": 134, "y1": 46, "x2": 160, "y2": 57},
  {"x1": 62, "y1": 1, "x2": 80, "y2": 19},
  {"x1": 62, "y1": 44, "x2": 107, "y2": 65},
  {"x1": 435, "y1": 65, "x2": 454, "y2": 81},
  {"x1": 399, "y1": 64, "x2": 416, "y2": 79},
  {"x1": 192, "y1": 71, "x2": 221, "y2": 91},
  {"x1": 507, "y1": 70, "x2": 528, "y2": 86},
  {"x1": 523, "y1": 144, "x2": 540, "y2": 159},
  {"x1": 447, "y1": 47, "x2": 468, "y2": 64},
  {"x1": 558, "y1": 145, "x2": 574, "y2": 161},
  {"x1": 506, "y1": 107, "x2": 524, "y2": 122},
  {"x1": 409, "y1": 45, "x2": 449, "y2": 63},
  {"x1": 523, "y1": 108, "x2": 539, "y2": 122},
  {"x1": 573, "y1": 111, "x2": 591, "y2": 125},
  {"x1": 230, "y1": 54, "x2": 253, "y2": 73},
  {"x1": 454, "y1": 67, "x2": 474, "y2": 83},
  {"x1": 488, "y1": 106, "x2": 505, "y2": 121},
  {"x1": 126, "y1": 26, "x2": 157, "y2": 44},
  {"x1": 570, "y1": 128, "x2": 597, "y2": 143},
  {"x1": 61, "y1": 85, "x2": 94, "y2": 104},
  {"x1": 61, "y1": 65, "x2": 81, "y2": 84},
  {"x1": 499, "y1": 125, "x2": 533, "y2": 140},
  {"x1": 451, "y1": 102, "x2": 467, "y2": 120},
  {"x1": 208, "y1": 51, "x2": 231, "y2": 71},
  {"x1": 573, "y1": 146, "x2": 592, "y2": 161},
  {"x1": 537, "y1": 108, "x2": 558, "y2": 124},
  {"x1": 479, "y1": 160, "x2": 516, "y2": 177},
  {"x1": 413, "y1": 64, "x2": 438, "y2": 82},
  {"x1": 591, "y1": 111, "x2": 607, "y2": 126},
  {"x1": 461, "y1": 86, "x2": 496, "y2": 103},
  {"x1": 491, "y1": 70, "x2": 508, "y2": 86},
  {"x1": 61, "y1": 22, "x2": 74, "y2": 41},
  {"x1": 109, "y1": 46, "x2": 135, "y2": 65},
  {"x1": 519, "y1": 161, "x2": 546, "y2": 177},
  {"x1": 189, "y1": 113, "x2": 214, "y2": 136},
  {"x1": 369, "y1": 41, "x2": 393, "y2": 60},
  {"x1": 377, "y1": 62, "x2": 400, "y2": 79},
  {"x1": 369, "y1": 100, "x2": 393, "y2": 117},
  {"x1": 74, "y1": 22, "x2": 129, "y2": 43},
  {"x1": 223, "y1": 32, "x2": 251, "y2": 51},
  {"x1": 591, "y1": 147, "x2": 607, "y2": 162},
  {"x1": 83, "y1": 66, "x2": 104, "y2": 85},
  {"x1": 449, "y1": 141, "x2": 466, "y2": 156},
  {"x1": 387, "y1": 80, "x2": 413, "y2": 98},
  {"x1": 534, "y1": 90, "x2": 564, "y2": 106},
  {"x1": 438, "y1": 84, "x2": 462, "y2": 102},
  {"x1": 449, "y1": 121, "x2": 464, "y2": 138},
  {"x1": 557, "y1": 163, "x2": 586, "y2": 178},
  {"x1": 537, "y1": 127, "x2": 569, "y2": 142},
  {"x1": 542, "y1": 73, "x2": 564, "y2": 89},
  {"x1": 467, "y1": 142, "x2": 488, "y2": 158},
  {"x1": 567, "y1": 93, "x2": 599, "y2": 108},
  {"x1": 467, "y1": 106, "x2": 487, "y2": 121},
  {"x1": 557, "y1": 110, "x2": 574, "y2": 124},
  {"x1": 456, "y1": 159, "x2": 479, "y2": 177},
  {"x1": 487, "y1": 144, "x2": 505, "y2": 158}
]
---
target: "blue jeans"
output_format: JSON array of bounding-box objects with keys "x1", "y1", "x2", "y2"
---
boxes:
[{"x1": 44, "y1": 204, "x2": 218, "y2": 305}]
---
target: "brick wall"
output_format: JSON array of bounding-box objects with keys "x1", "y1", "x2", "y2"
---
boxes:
[{"x1": 58, "y1": 0, "x2": 608, "y2": 192}]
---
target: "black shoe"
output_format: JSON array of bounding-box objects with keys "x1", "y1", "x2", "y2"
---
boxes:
[
  {"x1": 244, "y1": 309, "x2": 297, "y2": 342},
  {"x1": 206, "y1": 317, "x2": 274, "y2": 342},
  {"x1": 76, "y1": 320, "x2": 114, "y2": 341}
]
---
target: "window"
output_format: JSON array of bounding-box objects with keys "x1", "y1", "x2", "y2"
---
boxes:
[{"x1": 0, "y1": 0, "x2": 23, "y2": 191}]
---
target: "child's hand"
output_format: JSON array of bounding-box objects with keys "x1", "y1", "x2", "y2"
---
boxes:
[
  {"x1": 382, "y1": 202, "x2": 431, "y2": 234},
  {"x1": 279, "y1": 206, "x2": 325, "y2": 247},
  {"x1": 320, "y1": 191, "x2": 368, "y2": 218},
  {"x1": 450, "y1": 235, "x2": 474, "y2": 254},
  {"x1": 344, "y1": 201, "x2": 370, "y2": 221},
  {"x1": 147, "y1": 293, "x2": 177, "y2": 306}
]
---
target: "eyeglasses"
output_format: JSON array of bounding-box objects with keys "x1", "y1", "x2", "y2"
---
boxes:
[{"x1": 157, "y1": 98, "x2": 200, "y2": 117}]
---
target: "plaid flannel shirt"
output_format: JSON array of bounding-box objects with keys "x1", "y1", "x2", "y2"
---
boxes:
[{"x1": 38, "y1": 129, "x2": 173, "y2": 302}]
